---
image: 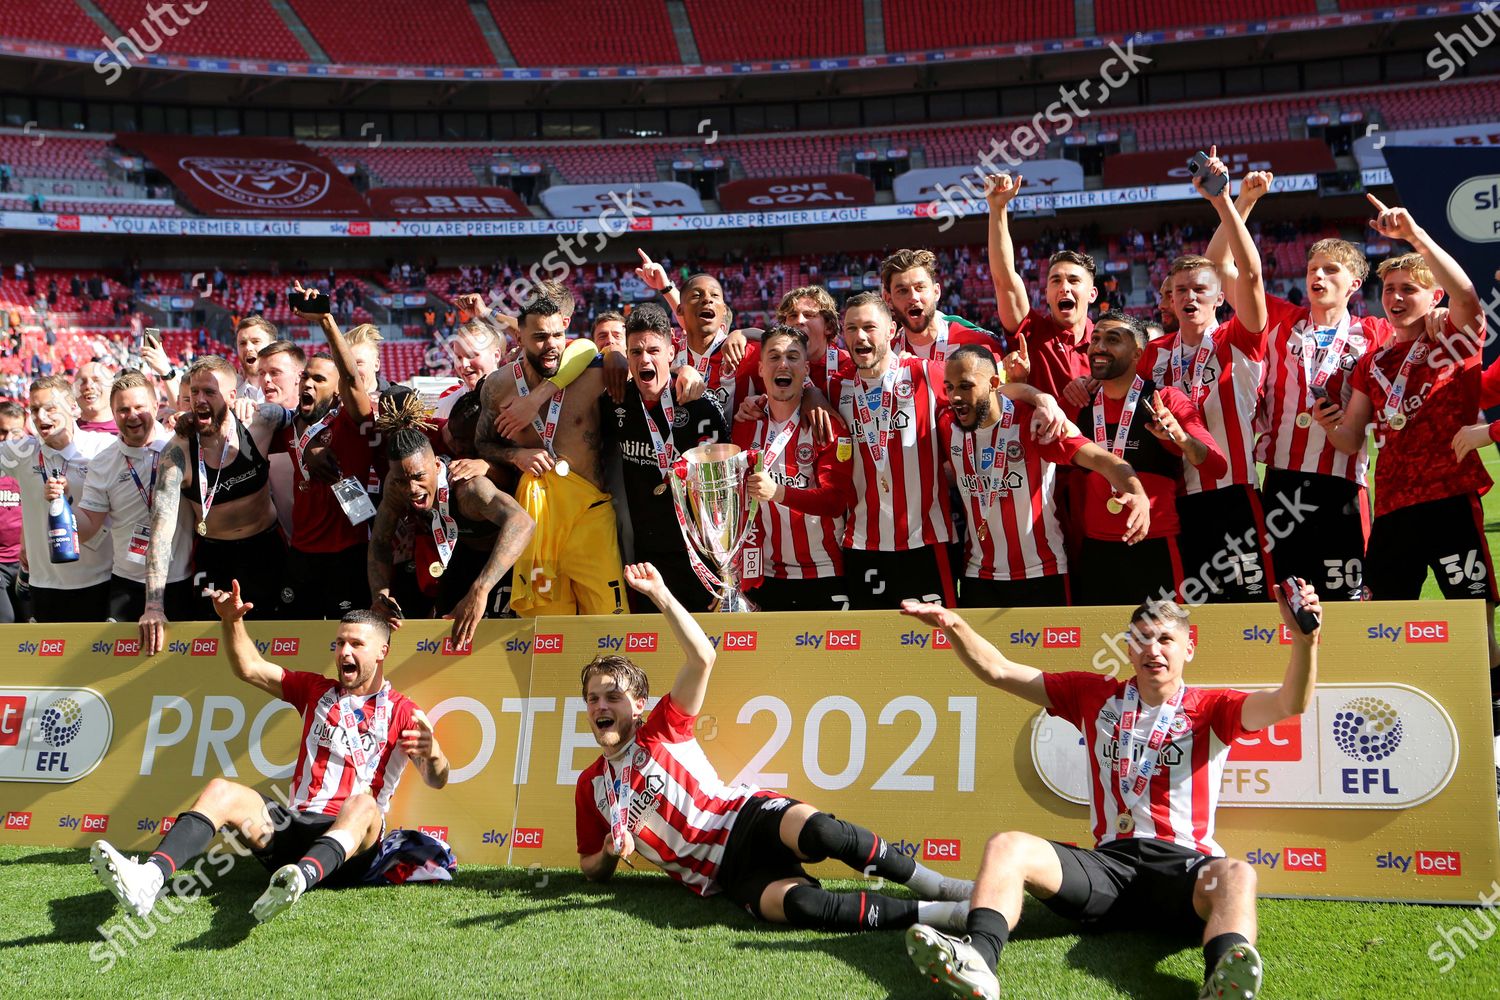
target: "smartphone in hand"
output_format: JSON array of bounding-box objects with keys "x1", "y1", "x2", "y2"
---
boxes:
[{"x1": 1186, "y1": 151, "x2": 1229, "y2": 198}]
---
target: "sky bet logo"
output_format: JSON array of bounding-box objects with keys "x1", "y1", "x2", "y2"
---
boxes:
[
  {"x1": 1367, "y1": 621, "x2": 1448, "y2": 643},
  {"x1": 1242, "y1": 624, "x2": 1295, "y2": 644},
  {"x1": 899, "y1": 630, "x2": 951, "y2": 650},
  {"x1": 416, "y1": 637, "x2": 471, "y2": 655},
  {"x1": 91, "y1": 638, "x2": 141, "y2": 656},
  {"x1": 796, "y1": 629, "x2": 861, "y2": 650},
  {"x1": 1246, "y1": 847, "x2": 1327, "y2": 871},
  {"x1": 1377, "y1": 850, "x2": 1461, "y2": 876},
  {"x1": 418, "y1": 825, "x2": 449, "y2": 841},
  {"x1": 59, "y1": 813, "x2": 109, "y2": 833},
  {"x1": 716, "y1": 630, "x2": 757, "y2": 651},
  {"x1": 1009, "y1": 627, "x2": 1082, "y2": 648},
  {"x1": 15, "y1": 639, "x2": 65, "y2": 655},
  {"x1": 4, "y1": 811, "x2": 31, "y2": 831},
  {"x1": 534, "y1": 634, "x2": 564, "y2": 654},
  {"x1": 136, "y1": 816, "x2": 175, "y2": 834},
  {"x1": 505, "y1": 637, "x2": 533, "y2": 654},
  {"x1": 598, "y1": 633, "x2": 658, "y2": 653},
  {"x1": 190, "y1": 638, "x2": 218, "y2": 656}
]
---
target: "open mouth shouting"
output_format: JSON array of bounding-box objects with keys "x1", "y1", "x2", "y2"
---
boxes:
[
  {"x1": 338, "y1": 657, "x2": 360, "y2": 684},
  {"x1": 771, "y1": 371, "x2": 795, "y2": 389},
  {"x1": 1055, "y1": 293, "x2": 1079, "y2": 317}
]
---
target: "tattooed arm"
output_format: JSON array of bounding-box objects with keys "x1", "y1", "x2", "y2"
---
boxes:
[
  {"x1": 139, "y1": 440, "x2": 188, "y2": 656},
  {"x1": 476, "y1": 371, "x2": 546, "y2": 475},
  {"x1": 445, "y1": 479, "x2": 535, "y2": 648},
  {"x1": 367, "y1": 493, "x2": 402, "y2": 629}
]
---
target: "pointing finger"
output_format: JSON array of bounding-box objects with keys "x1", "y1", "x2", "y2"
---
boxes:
[{"x1": 1366, "y1": 192, "x2": 1389, "y2": 214}]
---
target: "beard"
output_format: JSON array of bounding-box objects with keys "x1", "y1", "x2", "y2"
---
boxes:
[
  {"x1": 900, "y1": 300, "x2": 937, "y2": 335},
  {"x1": 957, "y1": 396, "x2": 990, "y2": 431},
  {"x1": 526, "y1": 346, "x2": 560, "y2": 379}
]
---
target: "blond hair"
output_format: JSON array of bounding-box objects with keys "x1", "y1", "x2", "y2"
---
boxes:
[
  {"x1": 343, "y1": 323, "x2": 384, "y2": 347},
  {"x1": 1167, "y1": 254, "x2": 1218, "y2": 279},
  {"x1": 1376, "y1": 252, "x2": 1436, "y2": 288},
  {"x1": 1308, "y1": 238, "x2": 1370, "y2": 281},
  {"x1": 777, "y1": 285, "x2": 839, "y2": 332}
]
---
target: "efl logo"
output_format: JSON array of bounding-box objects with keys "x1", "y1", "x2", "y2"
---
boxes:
[
  {"x1": 190, "y1": 638, "x2": 218, "y2": 656},
  {"x1": 826, "y1": 629, "x2": 861, "y2": 650},
  {"x1": 418, "y1": 825, "x2": 449, "y2": 841},
  {"x1": 722, "y1": 630, "x2": 758, "y2": 651},
  {"x1": 81, "y1": 814, "x2": 109, "y2": 833},
  {"x1": 113, "y1": 638, "x2": 141, "y2": 656},
  {"x1": 931, "y1": 629, "x2": 950, "y2": 650},
  {"x1": 347, "y1": 221, "x2": 371, "y2": 236},
  {"x1": 3, "y1": 811, "x2": 31, "y2": 831},
  {"x1": 625, "y1": 633, "x2": 658, "y2": 653},
  {"x1": 38, "y1": 639, "x2": 65, "y2": 656},
  {"x1": 1416, "y1": 850, "x2": 1462, "y2": 876},
  {"x1": 922, "y1": 838, "x2": 961, "y2": 862},
  {"x1": 270, "y1": 638, "x2": 300, "y2": 656},
  {"x1": 160, "y1": 816, "x2": 176, "y2": 834},
  {"x1": 512, "y1": 827, "x2": 544, "y2": 848},
  {"x1": 1229, "y1": 719, "x2": 1303, "y2": 762},
  {"x1": 1406, "y1": 621, "x2": 1449, "y2": 643},
  {"x1": 1283, "y1": 847, "x2": 1327, "y2": 872},
  {"x1": 1043, "y1": 627, "x2": 1080, "y2": 648},
  {"x1": 534, "y1": 634, "x2": 564, "y2": 654},
  {"x1": 0, "y1": 694, "x2": 25, "y2": 747},
  {"x1": 441, "y1": 637, "x2": 471, "y2": 656}
]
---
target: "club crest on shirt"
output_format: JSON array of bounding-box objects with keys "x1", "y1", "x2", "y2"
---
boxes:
[
  {"x1": 673, "y1": 408, "x2": 690, "y2": 428},
  {"x1": 1006, "y1": 441, "x2": 1024, "y2": 461},
  {"x1": 795, "y1": 442, "x2": 815, "y2": 465},
  {"x1": 895, "y1": 379, "x2": 915, "y2": 400},
  {"x1": 633, "y1": 746, "x2": 649, "y2": 768},
  {"x1": 1169, "y1": 714, "x2": 1191, "y2": 736}
]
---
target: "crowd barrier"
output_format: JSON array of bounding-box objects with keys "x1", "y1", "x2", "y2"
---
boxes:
[{"x1": 2, "y1": 601, "x2": 1496, "y2": 904}]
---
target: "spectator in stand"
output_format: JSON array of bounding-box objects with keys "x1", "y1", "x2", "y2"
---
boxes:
[
  {"x1": 76, "y1": 372, "x2": 196, "y2": 623},
  {"x1": 0, "y1": 402, "x2": 28, "y2": 622},
  {"x1": 74, "y1": 361, "x2": 118, "y2": 435},
  {"x1": 4, "y1": 376, "x2": 117, "y2": 621}
]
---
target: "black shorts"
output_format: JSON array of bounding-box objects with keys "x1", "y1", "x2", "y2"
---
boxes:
[
  {"x1": 1043, "y1": 838, "x2": 1213, "y2": 928},
  {"x1": 253, "y1": 794, "x2": 381, "y2": 888},
  {"x1": 1261, "y1": 467, "x2": 1368, "y2": 601},
  {"x1": 195, "y1": 525, "x2": 288, "y2": 619},
  {"x1": 107, "y1": 575, "x2": 197, "y2": 623},
  {"x1": 749, "y1": 575, "x2": 849, "y2": 612},
  {"x1": 284, "y1": 543, "x2": 370, "y2": 620},
  {"x1": 30, "y1": 580, "x2": 110, "y2": 623},
  {"x1": 714, "y1": 794, "x2": 818, "y2": 919},
  {"x1": 436, "y1": 543, "x2": 512, "y2": 619},
  {"x1": 1072, "y1": 537, "x2": 1184, "y2": 608},
  {"x1": 960, "y1": 573, "x2": 1069, "y2": 609},
  {"x1": 1365, "y1": 493, "x2": 1500, "y2": 602},
  {"x1": 1175, "y1": 485, "x2": 1274, "y2": 603},
  {"x1": 841, "y1": 546, "x2": 957, "y2": 610}
]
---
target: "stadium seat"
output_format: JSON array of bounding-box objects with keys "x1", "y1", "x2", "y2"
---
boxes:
[
  {"x1": 288, "y1": 0, "x2": 495, "y2": 66},
  {"x1": 682, "y1": 0, "x2": 864, "y2": 61},
  {"x1": 882, "y1": 0, "x2": 1073, "y2": 51},
  {"x1": 1096, "y1": 0, "x2": 1316, "y2": 34},
  {"x1": 489, "y1": 0, "x2": 680, "y2": 66},
  {"x1": 89, "y1": 0, "x2": 306, "y2": 60},
  {"x1": 0, "y1": 0, "x2": 101, "y2": 46}
]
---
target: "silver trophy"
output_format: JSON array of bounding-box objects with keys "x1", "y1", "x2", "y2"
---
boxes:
[{"x1": 670, "y1": 443, "x2": 758, "y2": 612}]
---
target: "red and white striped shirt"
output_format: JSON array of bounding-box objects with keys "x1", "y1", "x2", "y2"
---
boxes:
[
  {"x1": 830, "y1": 357, "x2": 952, "y2": 551},
  {"x1": 1139, "y1": 317, "x2": 1266, "y2": 494},
  {"x1": 732, "y1": 413, "x2": 854, "y2": 580},
  {"x1": 938, "y1": 404, "x2": 1083, "y2": 581},
  {"x1": 895, "y1": 313, "x2": 1005, "y2": 362},
  {"x1": 673, "y1": 334, "x2": 756, "y2": 425},
  {"x1": 575, "y1": 694, "x2": 769, "y2": 896},
  {"x1": 1256, "y1": 296, "x2": 1392, "y2": 484},
  {"x1": 280, "y1": 670, "x2": 418, "y2": 817},
  {"x1": 1043, "y1": 672, "x2": 1253, "y2": 856}
]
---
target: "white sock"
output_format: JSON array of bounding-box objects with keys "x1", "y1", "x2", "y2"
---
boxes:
[
  {"x1": 907, "y1": 862, "x2": 942, "y2": 897},
  {"x1": 141, "y1": 861, "x2": 165, "y2": 896},
  {"x1": 327, "y1": 828, "x2": 359, "y2": 856}
]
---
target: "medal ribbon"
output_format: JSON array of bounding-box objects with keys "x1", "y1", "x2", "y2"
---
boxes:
[
  {"x1": 759, "y1": 415, "x2": 800, "y2": 482},
  {"x1": 1367, "y1": 336, "x2": 1426, "y2": 427},
  {"x1": 1299, "y1": 313, "x2": 1352, "y2": 408},
  {"x1": 196, "y1": 432, "x2": 232, "y2": 526},
  {"x1": 511, "y1": 360, "x2": 565, "y2": 457},
  {"x1": 1114, "y1": 680, "x2": 1185, "y2": 810},
  {"x1": 1153, "y1": 330, "x2": 1216, "y2": 407},
  {"x1": 336, "y1": 683, "x2": 391, "y2": 795},
  {"x1": 293, "y1": 401, "x2": 339, "y2": 483},
  {"x1": 1092, "y1": 376, "x2": 1145, "y2": 460},
  {"x1": 852, "y1": 367, "x2": 897, "y2": 471},
  {"x1": 602, "y1": 749, "x2": 636, "y2": 852},
  {"x1": 960, "y1": 396, "x2": 1016, "y2": 534},
  {"x1": 429, "y1": 461, "x2": 459, "y2": 574},
  {"x1": 640, "y1": 384, "x2": 678, "y2": 485}
]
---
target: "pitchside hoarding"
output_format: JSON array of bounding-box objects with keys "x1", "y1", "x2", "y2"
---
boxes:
[{"x1": 1, "y1": 605, "x2": 1495, "y2": 903}]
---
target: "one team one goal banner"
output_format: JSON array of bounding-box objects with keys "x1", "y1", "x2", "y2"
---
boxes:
[{"x1": 0, "y1": 603, "x2": 1495, "y2": 904}]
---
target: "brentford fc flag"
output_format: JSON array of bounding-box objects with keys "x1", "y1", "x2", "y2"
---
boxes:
[{"x1": 118, "y1": 133, "x2": 370, "y2": 217}]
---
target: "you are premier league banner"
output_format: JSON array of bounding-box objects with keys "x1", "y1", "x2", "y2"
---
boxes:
[{"x1": 0, "y1": 605, "x2": 1495, "y2": 903}]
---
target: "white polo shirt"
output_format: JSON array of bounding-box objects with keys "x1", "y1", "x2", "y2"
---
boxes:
[{"x1": 4, "y1": 430, "x2": 115, "y2": 590}]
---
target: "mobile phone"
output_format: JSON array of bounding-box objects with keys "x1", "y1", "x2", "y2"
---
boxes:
[
  {"x1": 1279, "y1": 577, "x2": 1321, "y2": 634},
  {"x1": 1309, "y1": 385, "x2": 1328, "y2": 401},
  {"x1": 1186, "y1": 151, "x2": 1228, "y2": 198},
  {"x1": 376, "y1": 592, "x2": 404, "y2": 620},
  {"x1": 144, "y1": 327, "x2": 161, "y2": 348},
  {"x1": 288, "y1": 289, "x2": 330, "y2": 315}
]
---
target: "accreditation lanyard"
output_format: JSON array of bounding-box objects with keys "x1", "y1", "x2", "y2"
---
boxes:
[
  {"x1": 961, "y1": 397, "x2": 1015, "y2": 530},
  {"x1": 1092, "y1": 376, "x2": 1145, "y2": 459},
  {"x1": 196, "y1": 433, "x2": 232, "y2": 524},
  {"x1": 511, "y1": 361, "x2": 565, "y2": 456},
  {"x1": 293, "y1": 403, "x2": 339, "y2": 482},
  {"x1": 123, "y1": 449, "x2": 159, "y2": 512},
  {"x1": 1114, "y1": 681, "x2": 1185, "y2": 809},
  {"x1": 1300, "y1": 313, "x2": 1352, "y2": 407}
]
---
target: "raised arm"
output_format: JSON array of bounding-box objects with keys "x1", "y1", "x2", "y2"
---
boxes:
[
  {"x1": 984, "y1": 173, "x2": 1031, "y2": 335},
  {"x1": 625, "y1": 562, "x2": 716, "y2": 715},
  {"x1": 139, "y1": 439, "x2": 187, "y2": 656},
  {"x1": 447, "y1": 479, "x2": 536, "y2": 648},
  {"x1": 209, "y1": 580, "x2": 286, "y2": 700},
  {"x1": 1205, "y1": 169, "x2": 1273, "y2": 309},
  {"x1": 294, "y1": 282, "x2": 373, "y2": 424},
  {"x1": 1240, "y1": 579, "x2": 1320, "y2": 731},
  {"x1": 900, "y1": 600, "x2": 1050, "y2": 707},
  {"x1": 1368, "y1": 194, "x2": 1482, "y2": 337},
  {"x1": 1194, "y1": 147, "x2": 1267, "y2": 334}
]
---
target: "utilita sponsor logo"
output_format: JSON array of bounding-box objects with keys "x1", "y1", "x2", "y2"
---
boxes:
[
  {"x1": 3, "y1": 811, "x2": 31, "y2": 831},
  {"x1": 1366, "y1": 621, "x2": 1449, "y2": 643},
  {"x1": 922, "y1": 838, "x2": 961, "y2": 862},
  {"x1": 534, "y1": 634, "x2": 564, "y2": 654}
]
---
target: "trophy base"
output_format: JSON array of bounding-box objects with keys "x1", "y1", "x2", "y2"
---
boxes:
[{"x1": 711, "y1": 590, "x2": 759, "y2": 613}]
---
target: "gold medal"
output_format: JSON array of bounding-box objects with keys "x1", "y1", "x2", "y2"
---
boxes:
[
  {"x1": 297, "y1": 481, "x2": 309, "y2": 492},
  {"x1": 429, "y1": 560, "x2": 445, "y2": 578},
  {"x1": 555, "y1": 458, "x2": 570, "y2": 477},
  {"x1": 879, "y1": 475, "x2": 890, "y2": 494},
  {"x1": 1116, "y1": 811, "x2": 1135, "y2": 834},
  {"x1": 1106, "y1": 495, "x2": 1124, "y2": 515},
  {"x1": 653, "y1": 482, "x2": 668, "y2": 496},
  {"x1": 977, "y1": 522, "x2": 988, "y2": 542},
  {"x1": 1388, "y1": 412, "x2": 1407, "y2": 430},
  {"x1": 1295, "y1": 411, "x2": 1313, "y2": 429},
  {"x1": 195, "y1": 521, "x2": 207, "y2": 536}
]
